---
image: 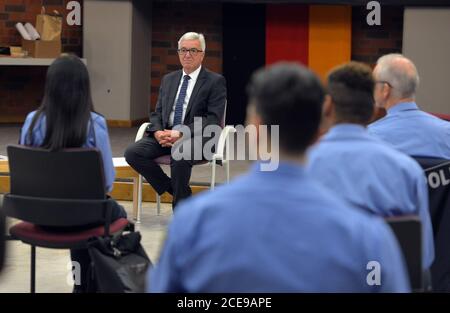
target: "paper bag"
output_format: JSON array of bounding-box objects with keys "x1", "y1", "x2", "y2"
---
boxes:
[{"x1": 36, "y1": 8, "x2": 62, "y2": 41}]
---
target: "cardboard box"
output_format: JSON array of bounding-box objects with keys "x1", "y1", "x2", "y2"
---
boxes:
[{"x1": 22, "y1": 39, "x2": 61, "y2": 58}]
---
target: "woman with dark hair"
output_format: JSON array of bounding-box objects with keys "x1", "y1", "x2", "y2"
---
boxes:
[{"x1": 19, "y1": 54, "x2": 127, "y2": 292}]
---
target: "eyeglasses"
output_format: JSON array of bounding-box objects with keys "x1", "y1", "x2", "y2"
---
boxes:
[
  {"x1": 178, "y1": 48, "x2": 203, "y2": 56},
  {"x1": 375, "y1": 80, "x2": 393, "y2": 88}
]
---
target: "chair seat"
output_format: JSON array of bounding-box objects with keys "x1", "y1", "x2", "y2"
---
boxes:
[
  {"x1": 10, "y1": 218, "x2": 129, "y2": 249},
  {"x1": 154, "y1": 155, "x2": 171, "y2": 165}
]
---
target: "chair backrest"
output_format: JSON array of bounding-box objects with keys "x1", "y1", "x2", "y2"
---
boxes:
[
  {"x1": 386, "y1": 215, "x2": 423, "y2": 291},
  {"x1": 221, "y1": 100, "x2": 227, "y2": 128},
  {"x1": 414, "y1": 157, "x2": 450, "y2": 172},
  {"x1": 413, "y1": 156, "x2": 450, "y2": 291},
  {"x1": 3, "y1": 145, "x2": 112, "y2": 227},
  {"x1": 8, "y1": 145, "x2": 105, "y2": 199}
]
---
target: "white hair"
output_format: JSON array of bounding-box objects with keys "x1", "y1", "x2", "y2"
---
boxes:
[
  {"x1": 376, "y1": 53, "x2": 420, "y2": 99},
  {"x1": 178, "y1": 32, "x2": 206, "y2": 52}
]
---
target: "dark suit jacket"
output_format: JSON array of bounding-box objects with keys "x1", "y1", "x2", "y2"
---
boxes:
[{"x1": 148, "y1": 67, "x2": 227, "y2": 138}]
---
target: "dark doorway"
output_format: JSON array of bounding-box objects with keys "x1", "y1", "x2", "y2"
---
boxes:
[{"x1": 223, "y1": 3, "x2": 266, "y2": 126}]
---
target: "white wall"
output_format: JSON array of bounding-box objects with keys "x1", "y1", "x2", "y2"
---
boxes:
[
  {"x1": 130, "y1": 0, "x2": 152, "y2": 121},
  {"x1": 84, "y1": 0, "x2": 133, "y2": 120},
  {"x1": 403, "y1": 8, "x2": 450, "y2": 115},
  {"x1": 84, "y1": 0, "x2": 151, "y2": 122}
]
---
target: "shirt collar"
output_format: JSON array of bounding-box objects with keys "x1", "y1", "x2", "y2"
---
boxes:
[
  {"x1": 327, "y1": 123, "x2": 366, "y2": 135},
  {"x1": 322, "y1": 123, "x2": 368, "y2": 140},
  {"x1": 183, "y1": 66, "x2": 202, "y2": 82},
  {"x1": 250, "y1": 160, "x2": 306, "y2": 178},
  {"x1": 387, "y1": 102, "x2": 419, "y2": 115}
]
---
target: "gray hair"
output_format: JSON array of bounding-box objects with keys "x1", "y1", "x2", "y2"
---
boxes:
[
  {"x1": 376, "y1": 53, "x2": 420, "y2": 99},
  {"x1": 178, "y1": 32, "x2": 206, "y2": 52}
]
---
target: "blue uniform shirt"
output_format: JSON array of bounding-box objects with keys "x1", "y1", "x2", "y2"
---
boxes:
[
  {"x1": 307, "y1": 124, "x2": 434, "y2": 269},
  {"x1": 368, "y1": 102, "x2": 450, "y2": 159},
  {"x1": 20, "y1": 111, "x2": 116, "y2": 193},
  {"x1": 148, "y1": 162, "x2": 410, "y2": 292}
]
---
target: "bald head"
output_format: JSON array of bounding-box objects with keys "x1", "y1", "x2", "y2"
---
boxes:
[{"x1": 374, "y1": 54, "x2": 420, "y2": 99}]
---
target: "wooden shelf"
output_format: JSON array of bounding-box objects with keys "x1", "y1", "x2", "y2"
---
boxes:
[
  {"x1": 0, "y1": 115, "x2": 26, "y2": 124},
  {"x1": 0, "y1": 57, "x2": 87, "y2": 66}
]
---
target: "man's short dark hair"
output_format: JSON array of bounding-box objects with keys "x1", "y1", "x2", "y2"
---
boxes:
[
  {"x1": 327, "y1": 62, "x2": 375, "y2": 125},
  {"x1": 247, "y1": 62, "x2": 325, "y2": 154}
]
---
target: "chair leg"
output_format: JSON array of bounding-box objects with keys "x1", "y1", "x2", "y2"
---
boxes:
[
  {"x1": 136, "y1": 175, "x2": 143, "y2": 224},
  {"x1": 211, "y1": 161, "x2": 217, "y2": 190},
  {"x1": 30, "y1": 246, "x2": 36, "y2": 293},
  {"x1": 157, "y1": 193, "x2": 161, "y2": 216},
  {"x1": 226, "y1": 160, "x2": 230, "y2": 183}
]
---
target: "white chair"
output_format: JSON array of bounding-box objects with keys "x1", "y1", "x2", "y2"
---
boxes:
[{"x1": 134, "y1": 104, "x2": 235, "y2": 222}]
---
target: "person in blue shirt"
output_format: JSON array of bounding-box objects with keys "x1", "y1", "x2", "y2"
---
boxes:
[
  {"x1": 368, "y1": 54, "x2": 450, "y2": 159},
  {"x1": 19, "y1": 55, "x2": 127, "y2": 293},
  {"x1": 307, "y1": 62, "x2": 434, "y2": 271},
  {"x1": 20, "y1": 111, "x2": 115, "y2": 193},
  {"x1": 147, "y1": 63, "x2": 410, "y2": 292}
]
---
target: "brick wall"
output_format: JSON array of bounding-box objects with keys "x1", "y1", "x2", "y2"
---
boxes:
[
  {"x1": 150, "y1": 1, "x2": 223, "y2": 110},
  {"x1": 351, "y1": 6, "x2": 404, "y2": 121},
  {"x1": 352, "y1": 6, "x2": 404, "y2": 65},
  {"x1": 0, "y1": 0, "x2": 83, "y2": 122},
  {"x1": 0, "y1": 0, "x2": 83, "y2": 55}
]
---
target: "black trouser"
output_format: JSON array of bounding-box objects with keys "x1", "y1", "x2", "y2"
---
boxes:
[{"x1": 125, "y1": 135, "x2": 207, "y2": 209}]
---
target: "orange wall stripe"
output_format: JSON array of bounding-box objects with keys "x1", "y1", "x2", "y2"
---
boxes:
[{"x1": 308, "y1": 5, "x2": 352, "y2": 81}]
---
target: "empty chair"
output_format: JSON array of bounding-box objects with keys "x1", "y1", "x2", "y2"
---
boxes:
[{"x1": 385, "y1": 216, "x2": 422, "y2": 291}]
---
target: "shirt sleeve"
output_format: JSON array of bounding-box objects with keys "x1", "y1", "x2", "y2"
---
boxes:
[
  {"x1": 19, "y1": 112, "x2": 36, "y2": 145},
  {"x1": 93, "y1": 116, "x2": 115, "y2": 193}
]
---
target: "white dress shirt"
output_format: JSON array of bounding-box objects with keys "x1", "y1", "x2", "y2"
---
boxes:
[{"x1": 169, "y1": 66, "x2": 202, "y2": 127}]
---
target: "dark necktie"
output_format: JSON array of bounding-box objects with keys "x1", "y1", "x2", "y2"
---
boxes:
[{"x1": 173, "y1": 75, "x2": 191, "y2": 126}]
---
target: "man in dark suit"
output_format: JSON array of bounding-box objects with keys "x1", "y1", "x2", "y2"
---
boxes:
[{"x1": 125, "y1": 32, "x2": 227, "y2": 208}]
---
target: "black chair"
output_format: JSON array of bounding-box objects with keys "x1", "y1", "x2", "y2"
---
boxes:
[
  {"x1": 2, "y1": 145, "x2": 130, "y2": 293},
  {"x1": 413, "y1": 156, "x2": 450, "y2": 292},
  {"x1": 385, "y1": 216, "x2": 423, "y2": 291}
]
